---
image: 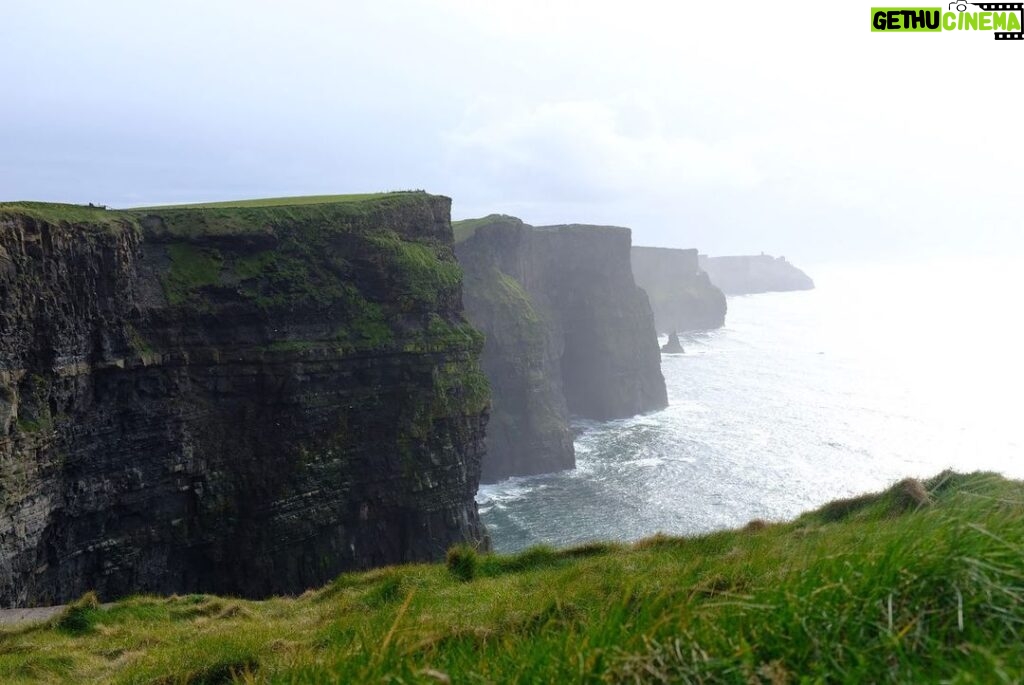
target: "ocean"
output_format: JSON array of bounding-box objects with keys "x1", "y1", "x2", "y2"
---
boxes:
[{"x1": 477, "y1": 257, "x2": 1024, "y2": 553}]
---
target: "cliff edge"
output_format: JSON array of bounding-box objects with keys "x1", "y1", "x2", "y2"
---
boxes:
[
  {"x1": 631, "y1": 246, "x2": 727, "y2": 333},
  {"x1": 0, "y1": 193, "x2": 490, "y2": 607}
]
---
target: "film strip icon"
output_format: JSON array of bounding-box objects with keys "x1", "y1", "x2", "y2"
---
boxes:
[{"x1": 967, "y1": 2, "x2": 1024, "y2": 40}]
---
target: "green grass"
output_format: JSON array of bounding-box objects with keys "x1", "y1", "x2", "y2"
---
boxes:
[
  {"x1": 110, "y1": 191, "x2": 462, "y2": 328},
  {"x1": 451, "y1": 214, "x2": 522, "y2": 243},
  {"x1": 472, "y1": 267, "x2": 542, "y2": 325},
  {"x1": 228, "y1": 249, "x2": 349, "y2": 311},
  {"x1": 462, "y1": 266, "x2": 546, "y2": 358},
  {"x1": 366, "y1": 232, "x2": 464, "y2": 309},
  {"x1": 133, "y1": 192, "x2": 440, "y2": 242},
  {"x1": 1, "y1": 471, "x2": 1021, "y2": 683},
  {"x1": 0, "y1": 202, "x2": 136, "y2": 230},
  {"x1": 1, "y1": 192, "x2": 430, "y2": 237},
  {"x1": 162, "y1": 243, "x2": 224, "y2": 306},
  {"x1": 128, "y1": 192, "x2": 407, "y2": 211},
  {"x1": 14, "y1": 417, "x2": 46, "y2": 434}
]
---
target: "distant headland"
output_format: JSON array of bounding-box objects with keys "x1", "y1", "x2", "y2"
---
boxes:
[{"x1": 699, "y1": 253, "x2": 814, "y2": 295}]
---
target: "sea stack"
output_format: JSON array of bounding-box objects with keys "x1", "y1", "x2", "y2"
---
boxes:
[{"x1": 661, "y1": 331, "x2": 685, "y2": 354}]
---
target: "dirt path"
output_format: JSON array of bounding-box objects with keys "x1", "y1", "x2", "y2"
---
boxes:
[{"x1": 0, "y1": 605, "x2": 66, "y2": 627}]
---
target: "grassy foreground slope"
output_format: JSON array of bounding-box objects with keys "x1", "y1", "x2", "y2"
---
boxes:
[{"x1": 1, "y1": 471, "x2": 1021, "y2": 683}]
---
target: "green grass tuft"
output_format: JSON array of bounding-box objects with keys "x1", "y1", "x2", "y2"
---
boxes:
[
  {"x1": 362, "y1": 575, "x2": 406, "y2": 608},
  {"x1": 446, "y1": 545, "x2": 479, "y2": 582},
  {"x1": 54, "y1": 592, "x2": 100, "y2": 635}
]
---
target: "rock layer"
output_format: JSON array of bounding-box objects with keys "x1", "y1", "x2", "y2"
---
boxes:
[
  {"x1": 631, "y1": 247, "x2": 727, "y2": 333},
  {"x1": 699, "y1": 254, "x2": 814, "y2": 295},
  {"x1": 0, "y1": 194, "x2": 490, "y2": 608},
  {"x1": 455, "y1": 215, "x2": 666, "y2": 483}
]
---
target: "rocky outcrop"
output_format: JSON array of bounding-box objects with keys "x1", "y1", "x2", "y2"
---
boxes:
[
  {"x1": 455, "y1": 215, "x2": 666, "y2": 482},
  {"x1": 0, "y1": 193, "x2": 490, "y2": 608},
  {"x1": 631, "y1": 247, "x2": 727, "y2": 333},
  {"x1": 661, "y1": 331, "x2": 684, "y2": 354},
  {"x1": 699, "y1": 254, "x2": 814, "y2": 295}
]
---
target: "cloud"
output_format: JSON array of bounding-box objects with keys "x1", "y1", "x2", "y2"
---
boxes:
[
  {"x1": 2, "y1": 0, "x2": 1023, "y2": 262},
  {"x1": 447, "y1": 99, "x2": 762, "y2": 206}
]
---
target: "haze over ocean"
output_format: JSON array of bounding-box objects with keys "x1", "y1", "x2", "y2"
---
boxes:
[{"x1": 479, "y1": 257, "x2": 1024, "y2": 552}]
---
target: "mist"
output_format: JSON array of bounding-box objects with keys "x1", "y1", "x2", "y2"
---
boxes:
[{"x1": 3, "y1": 0, "x2": 1021, "y2": 265}]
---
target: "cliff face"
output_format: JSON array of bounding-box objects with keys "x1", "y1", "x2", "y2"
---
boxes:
[
  {"x1": 536, "y1": 224, "x2": 667, "y2": 420},
  {"x1": 699, "y1": 254, "x2": 814, "y2": 295},
  {"x1": 631, "y1": 247, "x2": 727, "y2": 333},
  {"x1": 455, "y1": 216, "x2": 666, "y2": 482},
  {"x1": 0, "y1": 194, "x2": 490, "y2": 608},
  {"x1": 458, "y1": 261, "x2": 574, "y2": 484}
]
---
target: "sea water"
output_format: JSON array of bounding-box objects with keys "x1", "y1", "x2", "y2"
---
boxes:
[{"x1": 478, "y1": 257, "x2": 1024, "y2": 552}]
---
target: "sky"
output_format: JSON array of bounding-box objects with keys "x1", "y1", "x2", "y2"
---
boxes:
[{"x1": 1, "y1": 0, "x2": 1021, "y2": 265}]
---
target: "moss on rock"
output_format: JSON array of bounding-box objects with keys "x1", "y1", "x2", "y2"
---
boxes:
[{"x1": 163, "y1": 243, "x2": 224, "y2": 306}]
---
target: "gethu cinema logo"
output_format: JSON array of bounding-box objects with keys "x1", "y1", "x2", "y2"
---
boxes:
[{"x1": 871, "y1": 3, "x2": 1023, "y2": 39}]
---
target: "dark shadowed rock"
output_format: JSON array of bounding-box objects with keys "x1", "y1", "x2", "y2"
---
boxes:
[
  {"x1": 0, "y1": 193, "x2": 490, "y2": 608},
  {"x1": 699, "y1": 254, "x2": 814, "y2": 295},
  {"x1": 661, "y1": 331, "x2": 685, "y2": 354},
  {"x1": 454, "y1": 215, "x2": 666, "y2": 482},
  {"x1": 631, "y1": 247, "x2": 727, "y2": 333}
]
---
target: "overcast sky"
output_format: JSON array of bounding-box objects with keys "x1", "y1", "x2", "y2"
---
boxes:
[{"x1": 1, "y1": 1, "x2": 1021, "y2": 265}]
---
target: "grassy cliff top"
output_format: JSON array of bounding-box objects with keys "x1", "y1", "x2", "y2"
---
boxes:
[
  {"x1": 452, "y1": 215, "x2": 633, "y2": 245},
  {"x1": 452, "y1": 214, "x2": 523, "y2": 243},
  {"x1": 1, "y1": 192, "x2": 447, "y2": 240},
  {"x1": 0, "y1": 192, "x2": 434, "y2": 223},
  {"x1": 535, "y1": 223, "x2": 632, "y2": 239},
  {"x1": 136, "y1": 192, "x2": 447, "y2": 240},
  {"x1": 128, "y1": 191, "x2": 417, "y2": 211},
  {"x1": 1, "y1": 471, "x2": 1021, "y2": 683},
  {"x1": 0, "y1": 202, "x2": 134, "y2": 229}
]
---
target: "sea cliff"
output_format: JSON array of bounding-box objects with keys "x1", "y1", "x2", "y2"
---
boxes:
[
  {"x1": 0, "y1": 193, "x2": 490, "y2": 607},
  {"x1": 455, "y1": 215, "x2": 666, "y2": 482},
  {"x1": 631, "y1": 246, "x2": 727, "y2": 332}
]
